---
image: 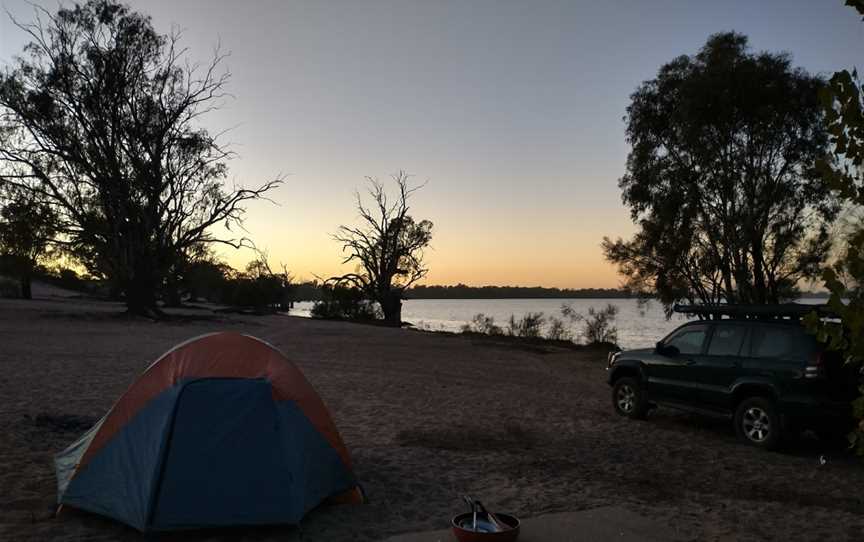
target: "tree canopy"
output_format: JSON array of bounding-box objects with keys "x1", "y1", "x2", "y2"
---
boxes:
[
  {"x1": 330, "y1": 171, "x2": 433, "y2": 325},
  {"x1": 603, "y1": 32, "x2": 836, "y2": 315},
  {"x1": 0, "y1": 0, "x2": 278, "y2": 315},
  {"x1": 0, "y1": 188, "x2": 57, "y2": 298}
]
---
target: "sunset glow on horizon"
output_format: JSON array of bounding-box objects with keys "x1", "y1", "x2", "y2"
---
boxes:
[{"x1": 3, "y1": 0, "x2": 862, "y2": 289}]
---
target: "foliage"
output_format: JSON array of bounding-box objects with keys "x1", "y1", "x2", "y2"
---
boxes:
[
  {"x1": 803, "y1": 0, "x2": 864, "y2": 455},
  {"x1": 506, "y1": 312, "x2": 545, "y2": 339},
  {"x1": 0, "y1": 0, "x2": 279, "y2": 316},
  {"x1": 544, "y1": 315, "x2": 571, "y2": 341},
  {"x1": 55, "y1": 268, "x2": 85, "y2": 291},
  {"x1": 562, "y1": 303, "x2": 619, "y2": 345},
  {"x1": 151, "y1": 249, "x2": 292, "y2": 310},
  {"x1": 460, "y1": 313, "x2": 503, "y2": 335},
  {"x1": 603, "y1": 32, "x2": 836, "y2": 316},
  {"x1": 220, "y1": 252, "x2": 292, "y2": 311},
  {"x1": 330, "y1": 171, "x2": 433, "y2": 325},
  {"x1": 0, "y1": 189, "x2": 57, "y2": 299},
  {"x1": 310, "y1": 283, "x2": 381, "y2": 321},
  {"x1": 292, "y1": 281, "x2": 324, "y2": 301},
  {"x1": 458, "y1": 307, "x2": 615, "y2": 347},
  {"x1": 182, "y1": 257, "x2": 235, "y2": 303}
]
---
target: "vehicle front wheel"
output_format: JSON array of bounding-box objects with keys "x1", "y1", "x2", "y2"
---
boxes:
[
  {"x1": 612, "y1": 377, "x2": 648, "y2": 419},
  {"x1": 734, "y1": 397, "x2": 781, "y2": 450}
]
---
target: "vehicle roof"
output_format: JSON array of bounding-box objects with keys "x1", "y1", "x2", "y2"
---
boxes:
[
  {"x1": 676, "y1": 318, "x2": 805, "y2": 327},
  {"x1": 673, "y1": 303, "x2": 833, "y2": 319}
]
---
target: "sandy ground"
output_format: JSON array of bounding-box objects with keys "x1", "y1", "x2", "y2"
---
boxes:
[{"x1": 1, "y1": 292, "x2": 864, "y2": 541}]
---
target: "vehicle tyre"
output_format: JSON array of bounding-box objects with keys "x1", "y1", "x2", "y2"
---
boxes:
[
  {"x1": 734, "y1": 397, "x2": 782, "y2": 450},
  {"x1": 612, "y1": 377, "x2": 648, "y2": 419}
]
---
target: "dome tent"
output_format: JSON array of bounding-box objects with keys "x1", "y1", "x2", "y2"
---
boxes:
[{"x1": 55, "y1": 332, "x2": 362, "y2": 532}]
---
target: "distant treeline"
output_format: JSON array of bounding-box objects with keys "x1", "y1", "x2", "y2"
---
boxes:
[
  {"x1": 290, "y1": 282, "x2": 830, "y2": 302},
  {"x1": 406, "y1": 284, "x2": 633, "y2": 299}
]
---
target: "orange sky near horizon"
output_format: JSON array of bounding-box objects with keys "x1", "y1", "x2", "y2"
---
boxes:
[
  {"x1": 4, "y1": 1, "x2": 862, "y2": 290},
  {"x1": 213, "y1": 173, "x2": 637, "y2": 289}
]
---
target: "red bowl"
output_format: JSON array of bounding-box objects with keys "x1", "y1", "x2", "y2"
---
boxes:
[{"x1": 451, "y1": 512, "x2": 520, "y2": 542}]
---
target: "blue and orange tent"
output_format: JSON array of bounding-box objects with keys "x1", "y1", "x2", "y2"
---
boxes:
[{"x1": 54, "y1": 332, "x2": 362, "y2": 532}]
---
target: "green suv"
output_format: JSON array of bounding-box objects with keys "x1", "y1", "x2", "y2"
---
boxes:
[{"x1": 606, "y1": 305, "x2": 859, "y2": 450}]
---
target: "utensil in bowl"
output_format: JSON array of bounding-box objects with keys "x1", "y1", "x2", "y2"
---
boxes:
[{"x1": 451, "y1": 512, "x2": 521, "y2": 542}]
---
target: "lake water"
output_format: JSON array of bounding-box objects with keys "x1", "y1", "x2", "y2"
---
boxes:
[
  {"x1": 289, "y1": 298, "x2": 829, "y2": 349},
  {"x1": 289, "y1": 298, "x2": 696, "y2": 349}
]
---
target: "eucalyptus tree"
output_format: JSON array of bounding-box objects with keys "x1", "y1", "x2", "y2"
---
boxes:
[
  {"x1": 0, "y1": 0, "x2": 279, "y2": 316},
  {"x1": 604, "y1": 32, "x2": 836, "y2": 315},
  {"x1": 331, "y1": 171, "x2": 433, "y2": 325},
  {"x1": 0, "y1": 189, "x2": 57, "y2": 299}
]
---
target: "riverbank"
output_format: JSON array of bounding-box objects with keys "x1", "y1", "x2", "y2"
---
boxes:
[{"x1": 1, "y1": 295, "x2": 862, "y2": 541}]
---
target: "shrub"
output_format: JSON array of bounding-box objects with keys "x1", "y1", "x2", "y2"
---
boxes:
[
  {"x1": 562, "y1": 303, "x2": 619, "y2": 345},
  {"x1": 221, "y1": 274, "x2": 290, "y2": 311},
  {"x1": 461, "y1": 313, "x2": 503, "y2": 335},
  {"x1": 545, "y1": 316, "x2": 572, "y2": 341},
  {"x1": 311, "y1": 284, "x2": 381, "y2": 320},
  {"x1": 507, "y1": 312, "x2": 545, "y2": 338},
  {"x1": 218, "y1": 255, "x2": 292, "y2": 311},
  {"x1": 56, "y1": 268, "x2": 84, "y2": 291}
]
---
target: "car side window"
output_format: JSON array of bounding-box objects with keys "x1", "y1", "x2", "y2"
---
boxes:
[
  {"x1": 665, "y1": 325, "x2": 708, "y2": 355},
  {"x1": 707, "y1": 324, "x2": 746, "y2": 356},
  {"x1": 749, "y1": 325, "x2": 816, "y2": 362}
]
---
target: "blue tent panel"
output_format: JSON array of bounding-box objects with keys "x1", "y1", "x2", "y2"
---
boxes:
[
  {"x1": 57, "y1": 377, "x2": 356, "y2": 532},
  {"x1": 275, "y1": 400, "x2": 358, "y2": 518},
  {"x1": 59, "y1": 385, "x2": 182, "y2": 531},
  {"x1": 152, "y1": 378, "x2": 296, "y2": 529}
]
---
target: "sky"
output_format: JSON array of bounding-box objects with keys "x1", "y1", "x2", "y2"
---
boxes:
[{"x1": 1, "y1": 1, "x2": 863, "y2": 288}]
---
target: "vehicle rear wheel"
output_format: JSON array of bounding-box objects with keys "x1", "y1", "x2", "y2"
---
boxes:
[
  {"x1": 612, "y1": 377, "x2": 648, "y2": 419},
  {"x1": 734, "y1": 397, "x2": 781, "y2": 450}
]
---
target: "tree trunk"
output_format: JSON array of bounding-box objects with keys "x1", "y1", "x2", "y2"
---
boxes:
[
  {"x1": 124, "y1": 265, "x2": 162, "y2": 318},
  {"x1": 163, "y1": 274, "x2": 183, "y2": 308},
  {"x1": 379, "y1": 291, "x2": 402, "y2": 326},
  {"x1": 19, "y1": 273, "x2": 32, "y2": 300},
  {"x1": 751, "y1": 241, "x2": 767, "y2": 304}
]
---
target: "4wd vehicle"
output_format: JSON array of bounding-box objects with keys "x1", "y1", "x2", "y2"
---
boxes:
[{"x1": 606, "y1": 304, "x2": 860, "y2": 450}]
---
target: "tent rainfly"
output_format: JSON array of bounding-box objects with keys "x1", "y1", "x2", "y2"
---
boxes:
[{"x1": 55, "y1": 332, "x2": 363, "y2": 532}]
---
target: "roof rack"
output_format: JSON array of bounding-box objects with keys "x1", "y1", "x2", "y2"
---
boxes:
[{"x1": 672, "y1": 303, "x2": 835, "y2": 319}]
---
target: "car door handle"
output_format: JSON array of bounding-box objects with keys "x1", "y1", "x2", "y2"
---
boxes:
[{"x1": 683, "y1": 359, "x2": 696, "y2": 366}]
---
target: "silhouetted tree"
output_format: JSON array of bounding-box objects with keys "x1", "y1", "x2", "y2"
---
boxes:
[
  {"x1": 0, "y1": 189, "x2": 57, "y2": 299},
  {"x1": 603, "y1": 33, "x2": 837, "y2": 315},
  {"x1": 0, "y1": 1, "x2": 279, "y2": 316},
  {"x1": 331, "y1": 172, "x2": 433, "y2": 325},
  {"x1": 310, "y1": 283, "x2": 381, "y2": 320},
  {"x1": 182, "y1": 254, "x2": 233, "y2": 303},
  {"x1": 292, "y1": 280, "x2": 325, "y2": 302},
  {"x1": 221, "y1": 250, "x2": 292, "y2": 311},
  {"x1": 163, "y1": 242, "x2": 211, "y2": 307}
]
